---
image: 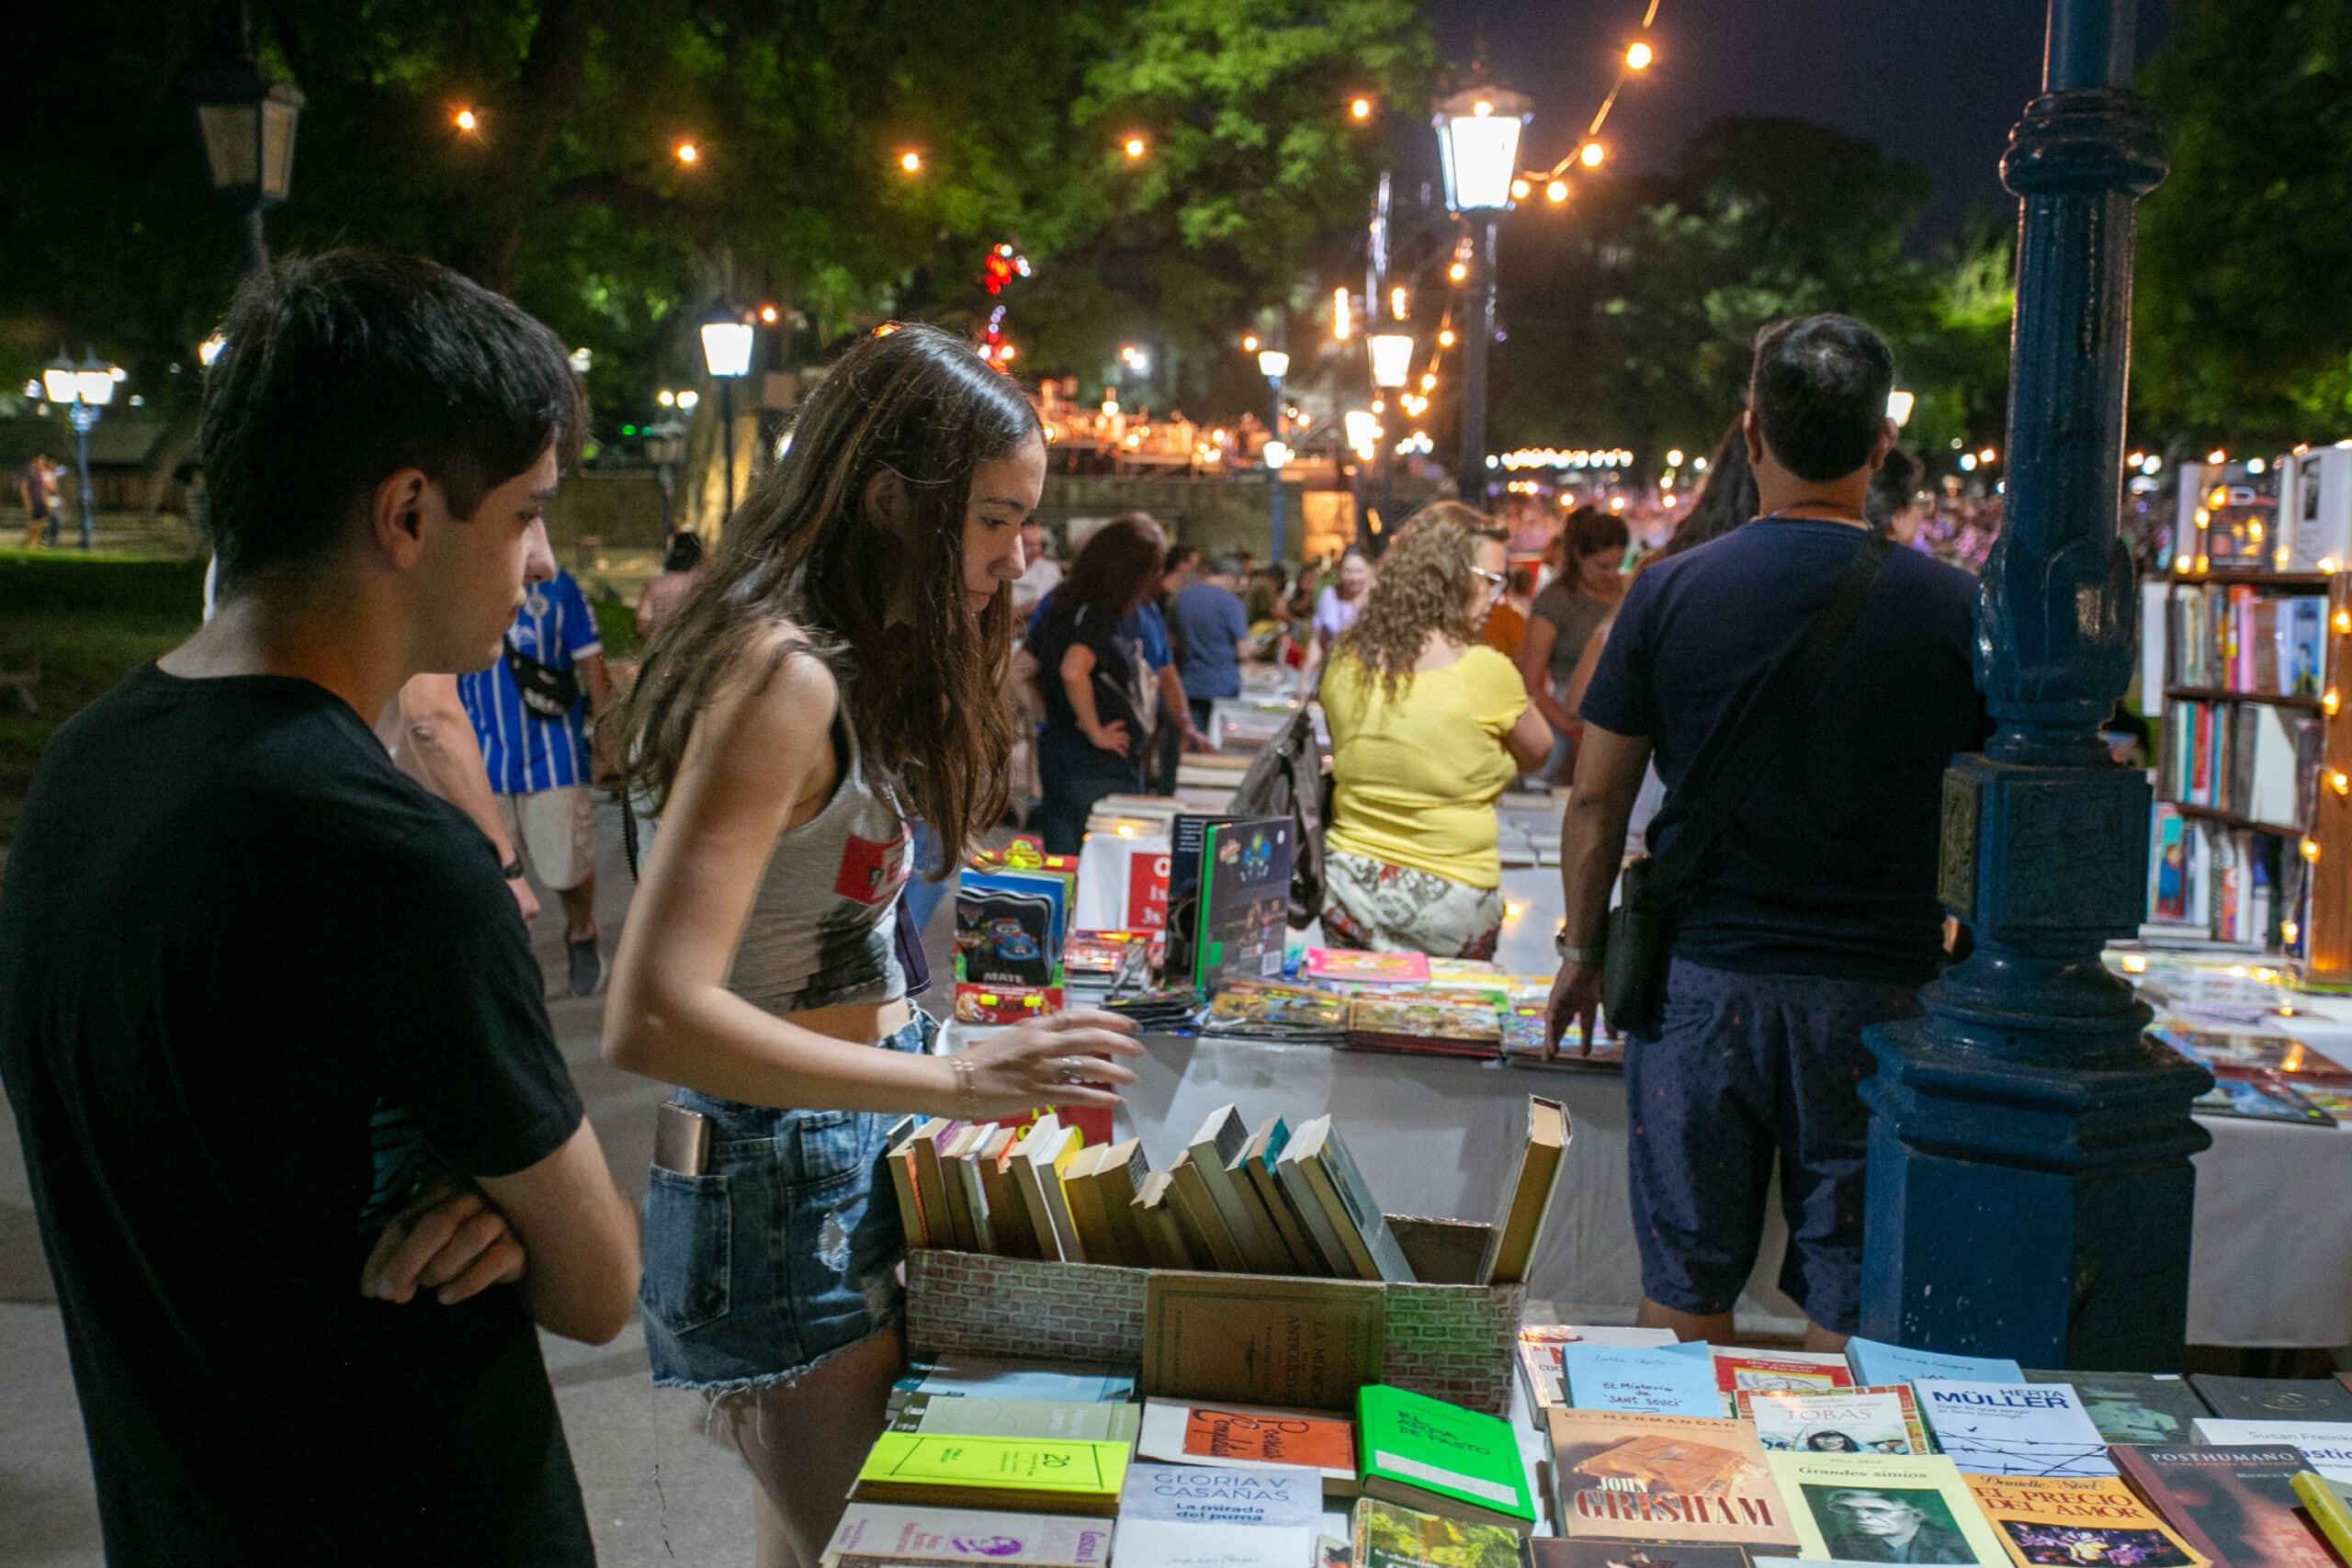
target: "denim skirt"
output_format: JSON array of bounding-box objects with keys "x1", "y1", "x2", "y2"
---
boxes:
[{"x1": 639, "y1": 1011, "x2": 931, "y2": 1393}]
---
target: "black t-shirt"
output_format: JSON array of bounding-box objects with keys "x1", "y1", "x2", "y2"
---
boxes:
[
  {"x1": 0, "y1": 665, "x2": 592, "y2": 1563},
  {"x1": 1031, "y1": 598, "x2": 1151, "y2": 780},
  {"x1": 1581, "y1": 518, "x2": 1988, "y2": 985}
]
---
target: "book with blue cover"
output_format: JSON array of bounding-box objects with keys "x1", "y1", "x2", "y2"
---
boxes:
[
  {"x1": 1560, "y1": 1340, "x2": 1723, "y2": 1417},
  {"x1": 1844, "y1": 1337, "x2": 2025, "y2": 1387},
  {"x1": 1913, "y1": 1378, "x2": 2116, "y2": 1478}
]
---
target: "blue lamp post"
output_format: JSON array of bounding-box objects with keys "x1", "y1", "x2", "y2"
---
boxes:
[
  {"x1": 43, "y1": 351, "x2": 119, "y2": 552},
  {"x1": 1858, "y1": 0, "x2": 2211, "y2": 1370}
]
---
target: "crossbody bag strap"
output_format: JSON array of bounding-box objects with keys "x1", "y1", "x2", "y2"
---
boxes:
[{"x1": 1634, "y1": 529, "x2": 1894, "y2": 909}]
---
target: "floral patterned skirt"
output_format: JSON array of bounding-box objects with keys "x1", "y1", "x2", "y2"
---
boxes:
[{"x1": 1320, "y1": 849, "x2": 1504, "y2": 961}]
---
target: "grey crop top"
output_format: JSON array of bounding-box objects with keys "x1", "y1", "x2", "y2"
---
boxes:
[{"x1": 726, "y1": 713, "x2": 914, "y2": 1014}]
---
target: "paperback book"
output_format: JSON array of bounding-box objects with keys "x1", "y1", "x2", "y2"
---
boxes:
[
  {"x1": 1344, "y1": 992, "x2": 1507, "y2": 1059},
  {"x1": 1357, "y1": 1383, "x2": 1538, "y2": 1536},
  {"x1": 1351, "y1": 1495, "x2": 1527, "y2": 1568},
  {"x1": 2290, "y1": 1472, "x2": 2352, "y2": 1566},
  {"x1": 1528, "y1": 1547, "x2": 1775, "y2": 1568},
  {"x1": 1193, "y1": 818, "x2": 1294, "y2": 992},
  {"x1": 1107, "y1": 1523, "x2": 1318, "y2": 1568},
  {"x1": 1517, "y1": 1325, "x2": 1683, "y2": 1416},
  {"x1": 1135, "y1": 1397, "x2": 1359, "y2": 1495},
  {"x1": 1737, "y1": 1386, "x2": 1928, "y2": 1455},
  {"x1": 1305, "y1": 948, "x2": 1430, "y2": 986},
  {"x1": 886, "y1": 1394, "x2": 1140, "y2": 1444},
  {"x1": 1962, "y1": 1472, "x2": 2204, "y2": 1568},
  {"x1": 1560, "y1": 1341, "x2": 1724, "y2": 1417},
  {"x1": 1549, "y1": 1410, "x2": 1799, "y2": 1547},
  {"x1": 2109, "y1": 1443, "x2": 2339, "y2": 1568},
  {"x1": 2188, "y1": 1420, "x2": 2352, "y2": 1482},
  {"x1": 1765, "y1": 1451, "x2": 2007, "y2": 1566},
  {"x1": 2020, "y1": 1371, "x2": 2209, "y2": 1446},
  {"x1": 1844, "y1": 1337, "x2": 2024, "y2": 1387},
  {"x1": 822, "y1": 1504, "x2": 1114, "y2": 1568},
  {"x1": 2188, "y1": 1375, "x2": 2352, "y2": 1421},
  {"x1": 1115, "y1": 1462, "x2": 1323, "y2": 1528},
  {"x1": 1161, "y1": 813, "x2": 1238, "y2": 985},
  {"x1": 892, "y1": 1354, "x2": 1137, "y2": 1406},
  {"x1": 852, "y1": 1433, "x2": 1131, "y2": 1517},
  {"x1": 1712, "y1": 1349, "x2": 1857, "y2": 1401},
  {"x1": 1912, "y1": 1379, "x2": 2116, "y2": 1478}
]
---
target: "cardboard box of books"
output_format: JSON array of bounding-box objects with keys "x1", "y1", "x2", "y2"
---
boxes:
[{"x1": 902, "y1": 1099, "x2": 1571, "y2": 1420}]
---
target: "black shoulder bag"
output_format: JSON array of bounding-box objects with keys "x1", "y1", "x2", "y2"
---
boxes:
[
  {"x1": 1230, "y1": 681, "x2": 1334, "y2": 927},
  {"x1": 503, "y1": 633, "x2": 581, "y2": 722},
  {"x1": 1600, "y1": 531, "x2": 1892, "y2": 1037}
]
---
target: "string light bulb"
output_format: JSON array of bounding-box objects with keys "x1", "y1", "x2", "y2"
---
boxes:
[
  {"x1": 1123, "y1": 135, "x2": 1148, "y2": 159},
  {"x1": 1579, "y1": 142, "x2": 1606, "y2": 167},
  {"x1": 674, "y1": 141, "x2": 699, "y2": 164},
  {"x1": 1625, "y1": 40, "x2": 1655, "y2": 70},
  {"x1": 2335, "y1": 609, "x2": 2351, "y2": 634},
  {"x1": 1438, "y1": 328, "x2": 1456, "y2": 347},
  {"x1": 759, "y1": 304, "x2": 779, "y2": 323},
  {"x1": 1350, "y1": 97, "x2": 1373, "y2": 120},
  {"x1": 899, "y1": 150, "x2": 922, "y2": 174},
  {"x1": 1242, "y1": 334, "x2": 1260, "y2": 353},
  {"x1": 1510, "y1": 177, "x2": 1532, "y2": 200},
  {"x1": 1389, "y1": 285, "x2": 1408, "y2": 321},
  {"x1": 1545, "y1": 178, "x2": 1569, "y2": 203},
  {"x1": 1449, "y1": 260, "x2": 1468, "y2": 282},
  {"x1": 453, "y1": 107, "x2": 478, "y2": 132}
]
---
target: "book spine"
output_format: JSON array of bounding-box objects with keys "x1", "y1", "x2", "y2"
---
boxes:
[
  {"x1": 1277, "y1": 1155, "x2": 1373, "y2": 1280},
  {"x1": 887, "y1": 1140, "x2": 930, "y2": 1250},
  {"x1": 912, "y1": 1123, "x2": 964, "y2": 1255},
  {"x1": 2294, "y1": 1471, "x2": 2352, "y2": 1564},
  {"x1": 1245, "y1": 1152, "x2": 1329, "y2": 1274},
  {"x1": 954, "y1": 1149, "x2": 997, "y2": 1255},
  {"x1": 1168, "y1": 1155, "x2": 1244, "y2": 1269},
  {"x1": 1059, "y1": 1154, "x2": 1116, "y2": 1267},
  {"x1": 980, "y1": 1146, "x2": 1041, "y2": 1260},
  {"x1": 1130, "y1": 1190, "x2": 1189, "y2": 1270}
]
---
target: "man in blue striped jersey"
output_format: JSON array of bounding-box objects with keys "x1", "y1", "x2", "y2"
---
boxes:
[{"x1": 458, "y1": 564, "x2": 615, "y2": 996}]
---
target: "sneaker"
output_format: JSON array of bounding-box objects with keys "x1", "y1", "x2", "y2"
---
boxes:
[{"x1": 567, "y1": 931, "x2": 603, "y2": 998}]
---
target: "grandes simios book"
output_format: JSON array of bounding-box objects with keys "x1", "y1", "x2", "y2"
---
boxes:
[
  {"x1": 1548, "y1": 1410, "x2": 1799, "y2": 1548},
  {"x1": 1962, "y1": 1472, "x2": 2205, "y2": 1568},
  {"x1": 1764, "y1": 1451, "x2": 2007, "y2": 1566},
  {"x1": 1736, "y1": 1386, "x2": 1929, "y2": 1455},
  {"x1": 1912, "y1": 1379, "x2": 2116, "y2": 1478}
]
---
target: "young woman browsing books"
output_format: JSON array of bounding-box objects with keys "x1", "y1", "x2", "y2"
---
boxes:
[{"x1": 603, "y1": 323, "x2": 1142, "y2": 1567}]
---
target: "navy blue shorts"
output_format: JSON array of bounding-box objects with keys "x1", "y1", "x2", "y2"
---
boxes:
[
  {"x1": 640, "y1": 1011, "x2": 933, "y2": 1393},
  {"x1": 1624, "y1": 958, "x2": 1921, "y2": 1334}
]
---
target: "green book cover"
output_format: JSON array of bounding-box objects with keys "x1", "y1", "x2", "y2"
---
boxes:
[
  {"x1": 1356, "y1": 1384, "x2": 1534, "y2": 1529},
  {"x1": 885, "y1": 1393, "x2": 1142, "y2": 1445},
  {"x1": 855, "y1": 1432, "x2": 1129, "y2": 1498}
]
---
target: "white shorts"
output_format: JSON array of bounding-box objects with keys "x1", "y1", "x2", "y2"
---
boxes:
[{"x1": 498, "y1": 784, "x2": 595, "y2": 892}]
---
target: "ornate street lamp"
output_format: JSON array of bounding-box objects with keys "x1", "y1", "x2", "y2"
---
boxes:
[
  {"x1": 1258, "y1": 348, "x2": 1292, "y2": 566},
  {"x1": 187, "y1": 42, "x2": 302, "y2": 276},
  {"x1": 1368, "y1": 333, "x2": 1414, "y2": 548},
  {"x1": 699, "y1": 304, "x2": 757, "y2": 525},
  {"x1": 44, "y1": 350, "x2": 119, "y2": 551},
  {"x1": 1433, "y1": 83, "x2": 1531, "y2": 497}
]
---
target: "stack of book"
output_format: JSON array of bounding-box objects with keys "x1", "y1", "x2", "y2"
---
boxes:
[
  {"x1": 1522, "y1": 1324, "x2": 2352, "y2": 1568},
  {"x1": 2154, "y1": 1023, "x2": 2352, "y2": 1124},
  {"x1": 2165, "y1": 581, "x2": 2326, "y2": 697},
  {"x1": 888, "y1": 1096, "x2": 1568, "y2": 1289}
]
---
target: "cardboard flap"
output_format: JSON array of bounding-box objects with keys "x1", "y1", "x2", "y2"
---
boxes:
[
  {"x1": 1387, "y1": 1214, "x2": 1492, "y2": 1285},
  {"x1": 1142, "y1": 1272, "x2": 1385, "y2": 1412}
]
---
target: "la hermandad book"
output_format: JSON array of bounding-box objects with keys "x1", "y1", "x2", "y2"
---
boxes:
[
  {"x1": 1766, "y1": 1451, "x2": 2007, "y2": 1566},
  {"x1": 1912, "y1": 1378, "x2": 2116, "y2": 1478},
  {"x1": 1962, "y1": 1473, "x2": 2205, "y2": 1568},
  {"x1": 1548, "y1": 1410, "x2": 1799, "y2": 1547}
]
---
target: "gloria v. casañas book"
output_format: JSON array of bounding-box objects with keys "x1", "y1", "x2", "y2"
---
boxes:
[{"x1": 1548, "y1": 1410, "x2": 1798, "y2": 1548}]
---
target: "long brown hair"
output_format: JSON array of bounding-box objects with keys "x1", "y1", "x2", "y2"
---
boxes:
[
  {"x1": 1053, "y1": 512, "x2": 1167, "y2": 625},
  {"x1": 616, "y1": 323, "x2": 1039, "y2": 872},
  {"x1": 1332, "y1": 501, "x2": 1508, "y2": 704}
]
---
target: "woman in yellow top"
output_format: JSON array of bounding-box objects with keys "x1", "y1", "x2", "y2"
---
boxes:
[{"x1": 1319, "y1": 502, "x2": 1555, "y2": 957}]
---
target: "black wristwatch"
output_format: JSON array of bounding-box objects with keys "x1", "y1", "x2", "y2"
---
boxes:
[{"x1": 502, "y1": 856, "x2": 526, "y2": 881}]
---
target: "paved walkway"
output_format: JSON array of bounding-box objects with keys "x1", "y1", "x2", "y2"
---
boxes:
[{"x1": 0, "y1": 799, "x2": 963, "y2": 1566}]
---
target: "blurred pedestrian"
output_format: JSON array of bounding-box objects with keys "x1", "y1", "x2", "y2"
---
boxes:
[
  {"x1": 1516, "y1": 506, "x2": 1627, "y2": 784},
  {"x1": 1867, "y1": 446, "x2": 1928, "y2": 547},
  {"x1": 18, "y1": 453, "x2": 57, "y2": 548},
  {"x1": 1319, "y1": 503, "x2": 1552, "y2": 957},
  {"x1": 1483, "y1": 561, "x2": 1534, "y2": 659},
  {"x1": 1029, "y1": 513, "x2": 1167, "y2": 852},
  {"x1": 1012, "y1": 517, "x2": 1062, "y2": 618},
  {"x1": 1170, "y1": 554, "x2": 1253, "y2": 731},
  {"x1": 1297, "y1": 544, "x2": 1374, "y2": 694},
  {"x1": 634, "y1": 529, "x2": 704, "y2": 640}
]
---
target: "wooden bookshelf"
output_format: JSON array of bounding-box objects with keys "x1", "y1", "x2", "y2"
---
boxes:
[
  {"x1": 2172, "y1": 569, "x2": 2334, "y2": 588},
  {"x1": 2172, "y1": 802, "x2": 2306, "y2": 840},
  {"x1": 2165, "y1": 686, "x2": 2325, "y2": 711}
]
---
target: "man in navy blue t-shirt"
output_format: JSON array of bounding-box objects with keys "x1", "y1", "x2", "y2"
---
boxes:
[
  {"x1": 1545, "y1": 314, "x2": 1987, "y2": 1348},
  {"x1": 1169, "y1": 555, "x2": 1253, "y2": 730}
]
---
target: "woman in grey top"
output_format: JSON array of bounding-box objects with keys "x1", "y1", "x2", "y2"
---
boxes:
[
  {"x1": 1515, "y1": 504, "x2": 1628, "y2": 781},
  {"x1": 603, "y1": 324, "x2": 1142, "y2": 1567}
]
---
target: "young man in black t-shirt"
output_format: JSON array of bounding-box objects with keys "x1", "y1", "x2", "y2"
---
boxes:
[
  {"x1": 0, "y1": 252, "x2": 639, "y2": 1562},
  {"x1": 1546, "y1": 314, "x2": 1987, "y2": 1352}
]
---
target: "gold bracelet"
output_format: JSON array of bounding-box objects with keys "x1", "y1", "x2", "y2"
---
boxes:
[{"x1": 948, "y1": 1054, "x2": 978, "y2": 1119}]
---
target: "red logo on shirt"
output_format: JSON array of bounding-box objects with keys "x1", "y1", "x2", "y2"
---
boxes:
[{"x1": 835, "y1": 830, "x2": 911, "y2": 906}]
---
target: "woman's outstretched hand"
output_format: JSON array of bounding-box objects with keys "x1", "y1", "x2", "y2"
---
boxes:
[{"x1": 954, "y1": 1008, "x2": 1145, "y2": 1116}]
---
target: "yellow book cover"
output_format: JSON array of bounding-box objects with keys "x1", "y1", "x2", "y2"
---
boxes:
[
  {"x1": 1767, "y1": 1451, "x2": 2009, "y2": 1566},
  {"x1": 853, "y1": 1433, "x2": 1128, "y2": 1515},
  {"x1": 1962, "y1": 1472, "x2": 2206, "y2": 1568}
]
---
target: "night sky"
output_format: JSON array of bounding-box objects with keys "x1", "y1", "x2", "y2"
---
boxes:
[{"x1": 1429, "y1": 0, "x2": 2172, "y2": 241}]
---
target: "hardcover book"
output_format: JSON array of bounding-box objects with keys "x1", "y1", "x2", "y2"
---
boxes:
[
  {"x1": 1844, "y1": 1337, "x2": 2024, "y2": 1387},
  {"x1": 1184, "y1": 1105, "x2": 1291, "y2": 1275},
  {"x1": 1561, "y1": 1341, "x2": 1724, "y2": 1418},
  {"x1": 852, "y1": 1433, "x2": 1131, "y2": 1517},
  {"x1": 1162, "y1": 813, "x2": 1239, "y2": 984},
  {"x1": 1193, "y1": 818, "x2": 1294, "y2": 993},
  {"x1": 1738, "y1": 1387, "x2": 1928, "y2": 1455},
  {"x1": 1712, "y1": 1349, "x2": 1857, "y2": 1402},
  {"x1": 2109, "y1": 1443, "x2": 2338, "y2": 1568},
  {"x1": 1141, "y1": 1273, "x2": 1385, "y2": 1412},
  {"x1": 1357, "y1": 1383, "x2": 1537, "y2": 1536},
  {"x1": 1912, "y1": 1379, "x2": 2115, "y2": 1478},
  {"x1": 1351, "y1": 1495, "x2": 1527, "y2": 1568},
  {"x1": 1116, "y1": 1462, "x2": 1323, "y2": 1528},
  {"x1": 1549, "y1": 1410, "x2": 1799, "y2": 1547},
  {"x1": 1765, "y1": 1451, "x2": 2006, "y2": 1566},
  {"x1": 822, "y1": 1503, "x2": 1113, "y2": 1568},
  {"x1": 1518, "y1": 1325, "x2": 1682, "y2": 1415},
  {"x1": 1136, "y1": 1397, "x2": 1358, "y2": 1495},
  {"x1": 1280, "y1": 1115, "x2": 1417, "y2": 1284},
  {"x1": 887, "y1": 1394, "x2": 1141, "y2": 1445},
  {"x1": 2188, "y1": 1375, "x2": 2352, "y2": 1422},
  {"x1": 2020, "y1": 1371, "x2": 2209, "y2": 1446},
  {"x1": 1962, "y1": 1472, "x2": 2204, "y2": 1568},
  {"x1": 1480, "y1": 1097, "x2": 1570, "y2": 1286},
  {"x1": 2188, "y1": 1421, "x2": 2352, "y2": 1482}
]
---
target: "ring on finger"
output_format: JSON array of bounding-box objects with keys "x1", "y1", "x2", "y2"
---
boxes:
[{"x1": 1056, "y1": 1059, "x2": 1088, "y2": 1085}]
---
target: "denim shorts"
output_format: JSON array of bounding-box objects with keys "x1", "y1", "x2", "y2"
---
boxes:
[
  {"x1": 640, "y1": 1011, "x2": 932, "y2": 1393},
  {"x1": 1624, "y1": 958, "x2": 1921, "y2": 1334}
]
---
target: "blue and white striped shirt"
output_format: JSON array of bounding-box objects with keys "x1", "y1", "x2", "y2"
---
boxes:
[{"x1": 458, "y1": 569, "x2": 604, "y2": 795}]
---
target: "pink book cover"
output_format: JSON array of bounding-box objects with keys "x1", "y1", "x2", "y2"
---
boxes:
[{"x1": 1304, "y1": 949, "x2": 1430, "y2": 985}]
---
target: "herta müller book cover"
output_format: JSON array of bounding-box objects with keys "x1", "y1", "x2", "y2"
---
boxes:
[{"x1": 1913, "y1": 1378, "x2": 2116, "y2": 1478}]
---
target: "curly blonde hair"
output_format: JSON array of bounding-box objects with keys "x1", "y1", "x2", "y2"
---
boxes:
[{"x1": 1332, "y1": 501, "x2": 1509, "y2": 704}]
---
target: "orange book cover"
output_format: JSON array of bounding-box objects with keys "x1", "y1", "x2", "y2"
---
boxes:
[{"x1": 1964, "y1": 1473, "x2": 2206, "y2": 1568}]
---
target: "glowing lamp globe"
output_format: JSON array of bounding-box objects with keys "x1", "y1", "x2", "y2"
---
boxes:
[
  {"x1": 1432, "y1": 85, "x2": 1532, "y2": 211},
  {"x1": 1368, "y1": 333, "x2": 1414, "y2": 390}
]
